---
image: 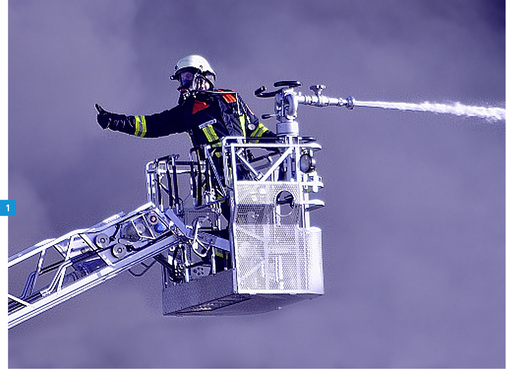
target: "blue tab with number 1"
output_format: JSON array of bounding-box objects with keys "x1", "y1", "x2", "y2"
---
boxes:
[{"x1": 0, "y1": 200, "x2": 16, "y2": 216}]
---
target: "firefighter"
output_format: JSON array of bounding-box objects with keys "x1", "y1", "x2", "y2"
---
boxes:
[{"x1": 96, "y1": 54, "x2": 275, "y2": 153}]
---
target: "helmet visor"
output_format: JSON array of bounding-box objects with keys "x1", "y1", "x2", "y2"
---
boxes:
[{"x1": 177, "y1": 70, "x2": 195, "y2": 89}]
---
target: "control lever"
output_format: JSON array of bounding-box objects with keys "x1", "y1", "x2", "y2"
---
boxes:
[
  {"x1": 273, "y1": 80, "x2": 302, "y2": 88},
  {"x1": 255, "y1": 80, "x2": 302, "y2": 98},
  {"x1": 255, "y1": 86, "x2": 280, "y2": 98}
]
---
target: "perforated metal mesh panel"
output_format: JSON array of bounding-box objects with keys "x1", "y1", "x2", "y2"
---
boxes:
[
  {"x1": 234, "y1": 182, "x2": 301, "y2": 225},
  {"x1": 233, "y1": 182, "x2": 323, "y2": 294}
]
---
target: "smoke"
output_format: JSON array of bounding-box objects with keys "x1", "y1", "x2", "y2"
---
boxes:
[{"x1": 8, "y1": 0, "x2": 505, "y2": 368}]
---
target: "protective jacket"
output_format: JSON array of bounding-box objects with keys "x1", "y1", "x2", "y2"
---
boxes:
[{"x1": 99, "y1": 89, "x2": 275, "y2": 152}]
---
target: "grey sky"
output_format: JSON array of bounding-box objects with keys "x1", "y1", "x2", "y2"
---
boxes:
[{"x1": 8, "y1": 0, "x2": 505, "y2": 367}]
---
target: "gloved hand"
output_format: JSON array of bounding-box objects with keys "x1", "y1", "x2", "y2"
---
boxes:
[{"x1": 95, "y1": 103, "x2": 111, "y2": 129}]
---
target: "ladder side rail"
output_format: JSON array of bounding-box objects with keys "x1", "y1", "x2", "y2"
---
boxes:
[
  {"x1": 8, "y1": 203, "x2": 176, "y2": 328},
  {"x1": 8, "y1": 233, "x2": 181, "y2": 329},
  {"x1": 9, "y1": 203, "x2": 156, "y2": 269},
  {"x1": 8, "y1": 230, "x2": 86, "y2": 268},
  {"x1": 8, "y1": 239, "x2": 54, "y2": 266}
]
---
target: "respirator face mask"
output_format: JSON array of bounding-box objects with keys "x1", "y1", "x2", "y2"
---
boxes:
[
  {"x1": 179, "y1": 70, "x2": 214, "y2": 90},
  {"x1": 178, "y1": 70, "x2": 196, "y2": 90}
]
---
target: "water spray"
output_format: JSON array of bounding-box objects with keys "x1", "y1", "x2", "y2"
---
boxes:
[
  {"x1": 255, "y1": 81, "x2": 505, "y2": 136},
  {"x1": 353, "y1": 100, "x2": 505, "y2": 122}
]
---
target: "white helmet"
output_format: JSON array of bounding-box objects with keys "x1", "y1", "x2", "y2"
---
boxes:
[
  {"x1": 173, "y1": 55, "x2": 216, "y2": 77},
  {"x1": 171, "y1": 55, "x2": 216, "y2": 90}
]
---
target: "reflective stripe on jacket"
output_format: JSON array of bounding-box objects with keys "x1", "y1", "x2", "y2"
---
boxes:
[{"x1": 103, "y1": 89, "x2": 276, "y2": 149}]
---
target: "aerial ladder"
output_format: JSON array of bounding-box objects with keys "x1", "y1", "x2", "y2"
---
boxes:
[{"x1": 8, "y1": 81, "x2": 354, "y2": 329}]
